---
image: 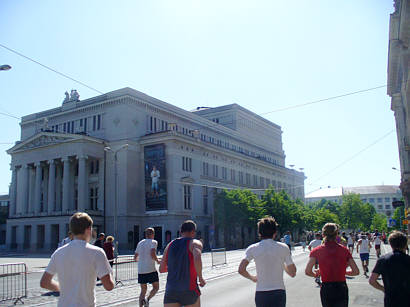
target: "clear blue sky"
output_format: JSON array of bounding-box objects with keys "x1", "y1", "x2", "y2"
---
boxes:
[{"x1": 0, "y1": 0, "x2": 400, "y2": 195}]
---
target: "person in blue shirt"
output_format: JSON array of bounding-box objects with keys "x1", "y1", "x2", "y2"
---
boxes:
[{"x1": 284, "y1": 231, "x2": 292, "y2": 253}]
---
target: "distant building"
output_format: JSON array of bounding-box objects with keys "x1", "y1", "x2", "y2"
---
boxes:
[
  {"x1": 387, "y1": 0, "x2": 410, "y2": 231},
  {"x1": 6, "y1": 88, "x2": 305, "y2": 252},
  {"x1": 0, "y1": 194, "x2": 9, "y2": 245},
  {"x1": 305, "y1": 185, "x2": 402, "y2": 217}
]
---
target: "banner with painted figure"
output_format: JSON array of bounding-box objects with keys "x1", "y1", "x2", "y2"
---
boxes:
[{"x1": 144, "y1": 144, "x2": 167, "y2": 211}]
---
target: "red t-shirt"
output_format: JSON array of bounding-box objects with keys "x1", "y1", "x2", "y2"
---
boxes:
[{"x1": 310, "y1": 241, "x2": 352, "y2": 282}]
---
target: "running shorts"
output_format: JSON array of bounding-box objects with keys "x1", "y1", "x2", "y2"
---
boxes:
[
  {"x1": 360, "y1": 253, "x2": 369, "y2": 261},
  {"x1": 375, "y1": 245, "x2": 380, "y2": 249},
  {"x1": 138, "y1": 271, "x2": 159, "y2": 284},
  {"x1": 320, "y1": 282, "x2": 348, "y2": 307},
  {"x1": 255, "y1": 289, "x2": 286, "y2": 307},
  {"x1": 164, "y1": 290, "x2": 200, "y2": 305}
]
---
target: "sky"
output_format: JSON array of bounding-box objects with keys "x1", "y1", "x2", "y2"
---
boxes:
[{"x1": 0, "y1": 0, "x2": 400, "y2": 195}]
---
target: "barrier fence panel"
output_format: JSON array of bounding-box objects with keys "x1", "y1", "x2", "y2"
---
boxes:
[
  {"x1": 0, "y1": 262, "x2": 27, "y2": 305},
  {"x1": 211, "y1": 248, "x2": 227, "y2": 267},
  {"x1": 113, "y1": 255, "x2": 137, "y2": 286}
]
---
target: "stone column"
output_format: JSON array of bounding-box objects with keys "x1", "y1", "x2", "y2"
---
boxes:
[
  {"x1": 55, "y1": 163, "x2": 62, "y2": 211},
  {"x1": 9, "y1": 166, "x2": 17, "y2": 216},
  {"x1": 34, "y1": 162, "x2": 42, "y2": 214},
  {"x1": 48, "y1": 160, "x2": 56, "y2": 214},
  {"x1": 27, "y1": 166, "x2": 35, "y2": 214},
  {"x1": 77, "y1": 155, "x2": 88, "y2": 211},
  {"x1": 17, "y1": 165, "x2": 29, "y2": 215},
  {"x1": 62, "y1": 157, "x2": 71, "y2": 213},
  {"x1": 98, "y1": 158, "x2": 104, "y2": 211}
]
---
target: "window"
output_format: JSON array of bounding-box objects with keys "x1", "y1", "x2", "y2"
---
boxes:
[
  {"x1": 97, "y1": 115, "x2": 101, "y2": 130},
  {"x1": 253, "y1": 175, "x2": 258, "y2": 187},
  {"x1": 202, "y1": 162, "x2": 209, "y2": 176},
  {"x1": 203, "y1": 186, "x2": 208, "y2": 214},
  {"x1": 63, "y1": 123, "x2": 67, "y2": 132},
  {"x1": 93, "y1": 115, "x2": 97, "y2": 131},
  {"x1": 212, "y1": 164, "x2": 218, "y2": 177},
  {"x1": 266, "y1": 178, "x2": 271, "y2": 187},
  {"x1": 84, "y1": 118, "x2": 87, "y2": 132},
  {"x1": 246, "y1": 173, "x2": 251, "y2": 185},
  {"x1": 384, "y1": 197, "x2": 390, "y2": 202},
  {"x1": 260, "y1": 177, "x2": 265, "y2": 188},
  {"x1": 71, "y1": 121, "x2": 74, "y2": 133},
  {"x1": 222, "y1": 167, "x2": 227, "y2": 180},
  {"x1": 378, "y1": 205, "x2": 383, "y2": 210},
  {"x1": 89, "y1": 160, "x2": 99, "y2": 175},
  {"x1": 230, "y1": 169, "x2": 236, "y2": 182},
  {"x1": 239, "y1": 171, "x2": 244, "y2": 184},
  {"x1": 80, "y1": 119, "x2": 83, "y2": 127},
  {"x1": 377, "y1": 198, "x2": 383, "y2": 203},
  {"x1": 385, "y1": 204, "x2": 391, "y2": 209},
  {"x1": 89, "y1": 187, "x2": 98, "y2": 210},
  {"x1": 184, "y1": 185, "x2": 192, "y2": 210},
  {"x1": 182, "y1": 157, "x2": 192, "y2": 172},
  {"x1": 386, "y1": 211, "x2": 391, "y2": 216},
  {"x1": 369, "y1": 198, "x2": 375, "y2": 203}
]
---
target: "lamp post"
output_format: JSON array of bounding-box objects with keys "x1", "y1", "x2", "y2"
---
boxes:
[
  {"x1": 0, "y1": 64, "x2": 12, "y2": 71},
  {"x1": 104, "y1": 144, "x2": 128, "y2": 252}
]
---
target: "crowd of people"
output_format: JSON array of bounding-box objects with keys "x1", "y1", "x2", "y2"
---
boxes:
[{"x1": 40, "y1": 212, "x2": 410, "y2": 307}]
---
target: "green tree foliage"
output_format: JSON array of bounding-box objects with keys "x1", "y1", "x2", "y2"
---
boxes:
[
  {"x1": 371, "y1": 213, "x2": 388, "y2": 232},
  {"x1": 392, "y1": 206, "x2": 405, "y2": 231}
]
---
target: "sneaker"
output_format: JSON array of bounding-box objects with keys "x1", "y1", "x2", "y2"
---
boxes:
[{"x1": 145, "y1": 300, "x2": 150, "y2": 307}]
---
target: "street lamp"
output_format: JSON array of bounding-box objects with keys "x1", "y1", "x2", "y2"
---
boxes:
[
  {"x1": 104, "y1": 144, "x2": 128, "y2": 252},
  {"x1": 0, "y1": 64, "x2": 12, "y2": 71}
]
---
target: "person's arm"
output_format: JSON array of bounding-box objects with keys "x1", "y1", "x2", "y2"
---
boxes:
[
  {"x1": 95, "y1": 250, "x2": 115, "y2": 291},
  {"x1": 134, "y1": 252, "x2": 139, "y2": 261},
  {"x1": 369, "y1": 273, "x2": 384, "y2": 292},
  {"x1": 238, "y1": 259, "x2": 257, "y2": 282},
  {"x1": 159, "y1": 243, "x2": 170, "y2": 273},
  {"x1": 151, "y1": 248, "x2": 160, "y2": 264},
  {"x1": 100, "y1": 273, "x2": 114, "y2": 291},
  {"x1": 346, "y1": 257, "x2": 360, "y2": 276},
  {"x1": 191, "y1": 239, "x2": 206, "y2": 287},
  {"x1": 40, "y1": 272, "x2": 60, "y2": 292},
  {"x1": 305, "y1": 257, "x2": 318, "y2": 278},
  {"x1": 285, "y1": 263, "x2": 297, "y2": 277},
  {"x1": 356, "y1": 240, "x2": 361, "y2": 253}
]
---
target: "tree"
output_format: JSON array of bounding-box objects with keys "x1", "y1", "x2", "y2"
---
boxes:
[
  {"x1": 371, "y1": 213, "x2": 387, "y2": 232},
  {"x1": 359, "y1": 203, "x2": 376, "y2": 230},
  {"x1": 340, "y1": 193, "x2": 364, "y2": 230}
]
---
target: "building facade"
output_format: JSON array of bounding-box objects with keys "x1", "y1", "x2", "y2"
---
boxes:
[
  {"x1": 388, "y1": 0, "x2": 410, "y2": 231},
  {"x1": 0, "y1": 194, "x2": 9, "y2": 246},
  {"x1": 6, "y1": 88, "x2": 305, "y2": 252},
  {"x1": 305, "y1": 185, "x2": 402, "y2": 217}
]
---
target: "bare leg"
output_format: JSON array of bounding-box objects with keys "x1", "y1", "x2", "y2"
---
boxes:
[
  {"x1": 147, "y1": 282, "x2": 159, "y2": 302},
  {"x1": 139, "y1": 284, "x2": 147, "y2": 307},
  {"x1": 164, "y1": 303, "x2": 182, "y2": 307}
]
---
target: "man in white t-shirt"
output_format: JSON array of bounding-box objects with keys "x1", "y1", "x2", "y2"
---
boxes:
[
  {"x1": 373, "y1": 234, "x2": 382, "y2": 258},
  {"x1": 40, "y1": 212, "x2": 114, "y2": 307},
  {"x1": 150, "y1": 166, "x2": 160, "y2": 197},
  {"x1": 357, "y1": 233, "x2": 372, "y2": 277},
  {"x1": 238, "y1": 216, "x2": 296, "y2": 307},
  {"x1": 134, "y1": 227, "x2": 160, "y2": 307},
  {"x1": 308, "y1": 232, "x2": 323, "y2": 286}
]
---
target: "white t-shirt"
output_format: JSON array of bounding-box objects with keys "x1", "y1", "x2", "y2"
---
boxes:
[
  {"x1": 309, "y1": 239, "x2": 322, "y2": 250},
  {"x1": 245, "y1": 239, "x2": 294, "y2": 291},
  {"x1": 359, "y1": 239, "x2": 370, "y2": 253},
  {"x1": 46, "y1": 239, "x2": 112, "y2": 307},
  {"x1": 135, "y1": 239, "x2": 158, "y2": 274},
  {"x1": 151, "y1": 170, "x2": 160, "y2": 183},
  {"x1": 347, "y1": 236, "x2": 354, "y2": 245},
  {"x1": 374, "y1": 236, "x2": 381, "y2": 245}
]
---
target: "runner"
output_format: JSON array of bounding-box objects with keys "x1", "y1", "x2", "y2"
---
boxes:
[
  {"x1": 284, "y1": 231, "x2": 292, "y2": 253},
  {"x1": 40, "y1": 212, "x2": 114, "y2": 306},
  {"x1": 369, "y1": 231, "x2": 410, "y2": 307},
  {"x1": 305, "y1": 223, "x2": 359, "y2": 307},
  {"x1": 357, "y1": 233, "x2": 372, "y2": 277},
  {"x1": 308, "y1": 232, "x2": 323, "y2": 286},
  {"x1": 374, "y1": 234, "x2": 382, "y2": 258},
  {"x1": 134, "y1": 227, "x2": 161, "y2": 307},
  {"x1": 159, "y1": 220, "x2": 206, "y2": 307},
  {"x1": 347, "y1": 232, "x2": 355, "y2": 254},
  {"x1": 238, "y1": 216, "x2": 296, "y2": 307}
]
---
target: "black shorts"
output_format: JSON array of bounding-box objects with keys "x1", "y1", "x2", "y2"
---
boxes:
[
  {"x1": 164, "y1": 289, "x2": 200, "y2": 305},
  {"x1": 348, "y1": 244, "x2": 353, "y2": 248},
  {"x1": 138, "y1": 271, "x2": 159, "y2": 284},
  {"x1": 320, "y1": 282, "x2": 348, "y2": 307},
  {"x1": 375, "y1": 245, "x2": 381, "y2": 249},
  {"x1": 255, "y1": 289, "x2": 286, "y2": 307}
]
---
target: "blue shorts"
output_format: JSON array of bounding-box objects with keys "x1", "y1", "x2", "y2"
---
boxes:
[{"x1": 360, "y1": 253, "x2": 369, "y2": 261}]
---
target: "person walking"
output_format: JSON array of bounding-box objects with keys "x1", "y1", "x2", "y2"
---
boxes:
[
  {"x1": 40, "y1": 212, "x2": 114, "y2": 307},
  {"x1": 305, "y1": 223, "x2": 359, "y2": 307},
  {"x1": 58, "y1": 231, "x2": 73, "y2": 248},
  {"x1": 160, "y1": 220, "x2": 206, "y2": 307},
  {"x1": 134, "y1": 227, "x2": 161, "y2": 307},
  {"x1": 374, "y1": 234, "x2": 382, "y2": 258},
  {"x1": 308, "y1": 232, "x2": 323, "y2": 286},
  {"x1": 357, "y1": 233, "x2": 372, "y2": 277},
  {"x1": 103, "y1": 236, "x2": 115, "y2": 267},
  {"x1": 284, "y1": 231, "x2": 292, "y2": 253},
  {"x1": 94, "y1": 233, "x2": 105, "y2": 249},
  {"x1": 347, "y1": 232, "x2": 355, "y2": 254},
  {"x1": 238, "y1": 216, "x2": 296, "y2": 307},
  {"x1": 369, "y1": 231, "x2": 410, "y2": 307}
]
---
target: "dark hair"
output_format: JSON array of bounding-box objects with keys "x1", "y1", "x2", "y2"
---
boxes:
[
  {"x1": 388, "y1": 231, "x2": 408, "y2": 250},
  {"x1": 257, "y1": 216, "x2": 278, "y2": 239},
  {"x1": 315, "y1": 232, "x2": 321, "y2": 238},
  {"x1": 145, "y1": 227, "x2": 155, "y2": 236},
  {"x1": 70, "y1": 212, "x2": 93, "y2": 235},
  {"x1": 322, "y1": 223, "x2": 338, "y2": 241},
  {"x1": 181, "y1": 220, "x2": 196, "y2": 233}
]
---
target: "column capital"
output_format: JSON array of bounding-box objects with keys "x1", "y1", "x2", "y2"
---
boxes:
[
  {"x1": 34, "y1": 162, "x2": 42, "y2": 168},
  {"x1": 77, "y1": 155, "x2": 88, "y2": 160},
  {"x1": 48, "y1": 159, "x2": 55, "y2": 165},
  {"x1": 62, "y1": 157, "x2": 71, "y2": 163},
  {"x1": 22, "y1": 164, "x2": 29, "y2": 169}
]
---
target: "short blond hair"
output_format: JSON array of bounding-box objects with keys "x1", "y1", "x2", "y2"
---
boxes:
[
  {"x1": 145, "y1": 227, "x2": 155, "y2": 236},
  {"x1": 106, "y1": 236, "x2": 114, "y2": 242}
]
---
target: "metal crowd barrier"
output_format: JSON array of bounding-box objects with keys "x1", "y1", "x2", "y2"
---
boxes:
[
  {"x1": 211, "y1": 248, "x2": 227, "y2": 267},
  {"x1": 0, "y1": 262, "x2": 27, "y2": 305},
  {"x1": 113, "y1": 255, "x2": 137, "y2": 286}
]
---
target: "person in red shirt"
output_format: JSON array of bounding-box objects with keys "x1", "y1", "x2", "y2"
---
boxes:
[
  {"x1": 103, "y1": 236, "x2": 115, "y2": 267},
  {"x1": 305, "y1": 223, "x2": 359, "y2": 307}
]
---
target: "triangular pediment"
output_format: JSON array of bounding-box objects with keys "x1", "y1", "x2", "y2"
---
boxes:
[{"x1": 7, "y1": 132, "x2": 104, "y2": 154}]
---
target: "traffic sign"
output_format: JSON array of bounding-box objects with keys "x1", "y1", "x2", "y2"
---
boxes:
[
  {"x1": 403, "y1": 220, "x2": 409, "y2": 225},
  {"x1": 388, "y1": 218, "x2": 397, "y2": 227}
]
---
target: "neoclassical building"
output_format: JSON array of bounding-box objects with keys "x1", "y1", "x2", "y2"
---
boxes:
[
  {"x1": 6, "y1": 88, "x2": 305, "y2": 251},
  {"x1": 388, "y1": 0, "x2": 410, "y2": 232}
]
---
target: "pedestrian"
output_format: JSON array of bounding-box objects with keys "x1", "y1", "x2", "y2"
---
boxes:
[
  {"x1": 308, "y1": 232, "x2": 323, "y2": 286},
  {"x1": 94, "y1": 233, "x2": 105, "y2": 248},
  {"x1": 238, "y1": 216, "x2": 296, "y2": 307},
  {"x1": 284, "y1": 231, "x2": 292, "y2": 252},
  {"x1": 134, "y1": 227, "x2": 161, "y2": 307},
  {"x1": 369, "y1": 231, "x2": 410, "y2": 307},
  {"x1": 305, "y1": 223, "x2": 359, "y2": 307},
  {"x1": 373, "y1": 234, "x2": 382, "y2": 258},
  {"x1": 40, "y1": 212, "x2": 114, "y2": 306},
  {"x1": 103, "y1": 236, "x2": 115, "y2": 267},
  {"x1": 357, "y1": 233, "x2": 372, "y2": 277},
  {"x1": 58, "y1": 231, "x2": 73, "y2": 248},
  {"x1": 347, "y1": 232, "x2": 355, "y2": 254},
  {"x1": 300, "y1": 232, "x2": 307, "y2": 251},
  {"x1": 160, "y1": 220, "x2": 206, "y2": 307}
]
